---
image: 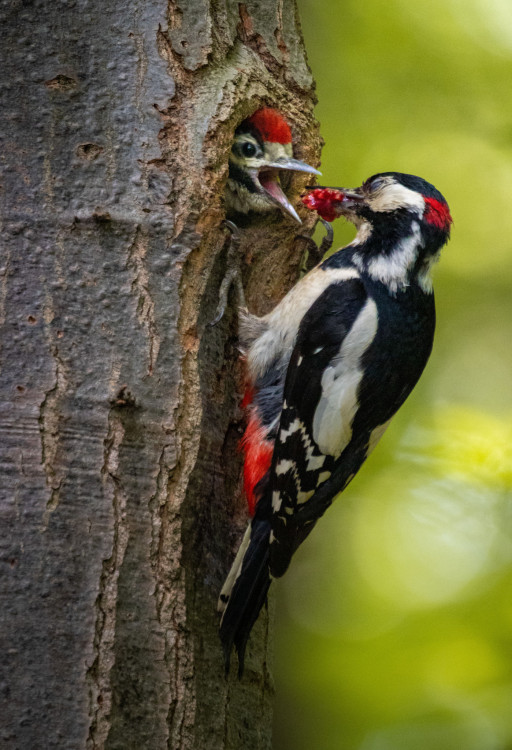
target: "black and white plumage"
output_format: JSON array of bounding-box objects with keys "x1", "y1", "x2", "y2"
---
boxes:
[{"x1": 218, "y1": 172, "x2": 452, "y2": 674}]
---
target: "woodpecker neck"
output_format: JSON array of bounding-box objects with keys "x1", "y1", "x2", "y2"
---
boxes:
[{"x1": 350, "y1": 214, "x2": 441, "y2": 294}]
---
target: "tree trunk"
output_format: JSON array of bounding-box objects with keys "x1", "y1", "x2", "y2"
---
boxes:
[{"x1": 0, "y1": 1, "x2": 320, "y2": 748}]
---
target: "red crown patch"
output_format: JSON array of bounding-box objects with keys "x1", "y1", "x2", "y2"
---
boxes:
[{"x1": 246, "y1": 108, "x2": 292, "y2": 144}]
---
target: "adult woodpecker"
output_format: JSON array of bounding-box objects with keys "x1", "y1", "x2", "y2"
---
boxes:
[
  {"x1": 218, "y1": 172, "x2": 452, "y2": 674},
  {"x1": 225, "y1": 107, "x2": 320, "y2": 223}
]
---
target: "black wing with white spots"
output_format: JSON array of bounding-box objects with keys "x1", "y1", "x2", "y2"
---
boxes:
[{"x1": 267, "y1": 277, "x2": 370, "y2": 577}]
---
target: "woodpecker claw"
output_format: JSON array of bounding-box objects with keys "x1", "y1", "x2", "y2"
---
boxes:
[
  {"x1": 318, "y1": 217, "x2": 334, "y2": 256},
  {"x1": 210, "y1": 221, "x2": 247, "y2": 326},
  {"x1": 210, "y1": 267, "x2": 241, "y2": 326},
  {"x1": 222, "y1": 219, "x2": 242, "y2": 242},
  {"x1": 299, "y1": 217, "x2": 335, "y2": 276}
]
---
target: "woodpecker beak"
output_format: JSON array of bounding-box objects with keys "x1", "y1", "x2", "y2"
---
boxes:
[
  {"x1": 336, "y1": 188, "x2": 363, "y2": 201},
  {"x1": 302, "y1": 186, "x2": 365, "y2": 223},
  {"x1": 334, "y1": 189, "x2": 365, "y2": 214},
  {"x1": 311, "y1": 186, "x2": 364, "y2": 208},
  {"x1": 266, "y1": 158, "x2": 322, "y2": 176},
  {"x1": 257, "y1": 158, "x2": 321, "y2": 224}
]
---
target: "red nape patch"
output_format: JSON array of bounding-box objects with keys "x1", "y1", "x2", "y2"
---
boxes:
[
  {"x1": 241, "y1": 412, "x2": 273, "y2": 517},
  {"x1": 301, "y1": 187, "x2": 346, "y2": 222},
  {"x1": 424, "y1": 196, "x2": 452, "y2": 231},
  {"x1": 246, "y1": 108, "x2": 292, "y2": 145}
]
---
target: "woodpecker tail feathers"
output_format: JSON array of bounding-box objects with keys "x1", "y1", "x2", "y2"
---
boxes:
[{"x1": 218, "y1": 518, "x2": 271, "y2": 676}]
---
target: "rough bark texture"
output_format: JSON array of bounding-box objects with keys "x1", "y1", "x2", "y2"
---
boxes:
[{"x1": 0, "y1": 1, "x2": 320, "y2": 748}]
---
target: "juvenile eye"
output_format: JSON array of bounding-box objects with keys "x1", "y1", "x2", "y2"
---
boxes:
[{"x1": 241, "y1": 141, "x2": 257, "y2": 158}]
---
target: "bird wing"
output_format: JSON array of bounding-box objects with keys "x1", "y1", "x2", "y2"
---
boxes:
[{"x1": 266, "y1": 276, "x2": 379, "y2": 577}]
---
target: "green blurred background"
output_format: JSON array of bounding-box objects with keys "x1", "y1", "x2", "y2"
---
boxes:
[{"x1": 273, "y1": 1, "x2": 512, "y2": 748}]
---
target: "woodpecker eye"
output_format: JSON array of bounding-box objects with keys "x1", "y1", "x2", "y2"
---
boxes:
[
  {"x1": 368, "y1": 177, "x2": 385, "y2": 192},
  {"x1": 241, "y1": 141, "x2": 257, "y2": 158}
]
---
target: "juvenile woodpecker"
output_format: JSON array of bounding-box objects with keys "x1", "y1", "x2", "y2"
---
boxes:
[
  {"x1": 225, "y1": 107, "x2": 320, "y2": 223},
  {"x1": 218, "y1": 172, "x2": 452, "y2": 674},
  {"x1": 212, "y1": 108, "x2": 321, "y2": 325}
]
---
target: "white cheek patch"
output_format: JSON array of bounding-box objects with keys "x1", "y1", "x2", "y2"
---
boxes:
[
  {"x1": 312, "y1": 298, "x2": 379, "y2": 456},
  {"x1": 370, "y1": 182, "x2": 425, "y2": 214},
  {"x1": 264, "y1": 141, "x2": 293, "y2": 161}
]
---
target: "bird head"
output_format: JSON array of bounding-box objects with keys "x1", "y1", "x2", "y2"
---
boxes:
[
  {"x1": 303, "y1": 172, "x2": 452, "y2": 240},
  {"x1": 303, "y1": 172, "x2": 452, "y2": 292},
  {"x1": 226, "y1": 108, "x2": 320, "y2": 224}
]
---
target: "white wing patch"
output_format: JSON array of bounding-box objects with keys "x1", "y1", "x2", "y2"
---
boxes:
[{"x1": 312, "y1": 298, "x2": 379, "y2": 457}]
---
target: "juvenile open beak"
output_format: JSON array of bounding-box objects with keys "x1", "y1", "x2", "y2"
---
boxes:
[
  {"x1": 258, "y1": 158, "x2": 322, "y2": 223},
  {"x1": 266, "y1": 158, "x2": 322, "y2": 176}
]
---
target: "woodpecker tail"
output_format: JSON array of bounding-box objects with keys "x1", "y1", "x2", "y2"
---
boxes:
[{"x1": 218, "y1": 518, "x2": 271, "y2": 676}]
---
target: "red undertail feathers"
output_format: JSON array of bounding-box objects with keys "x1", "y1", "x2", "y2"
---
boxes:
[{"x1": 241, "y1": 410, "x2": 273, "y2": 517}]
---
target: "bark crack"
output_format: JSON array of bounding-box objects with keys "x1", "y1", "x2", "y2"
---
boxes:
[
  {"x1": 86, "y1": 412, "x2": 129, "y2": 750},
  {"x1": 126, "y1": 227, "x2": 161, "y2": 375},
  {"x1": 148, "y1": 442, "x2": 175, "y2": 562},
  {"x1": 38, "y1": 346, "x2": 69, "y2": 528},
  {"x1": 0, "y1": 248, "x2": 10, "y2": 376},
  {"x1": 160, "y1": 344, "x2": 200, "y2": 748}
]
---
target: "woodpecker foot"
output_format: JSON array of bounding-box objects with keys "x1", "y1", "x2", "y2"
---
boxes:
[
  {"x1": 317, "y1": 217, "x2": 334, "y2": 256},
  {"x1": 299, "y1": 218, "x2": 335, "y2": 275},
  {"x1": 210, "y1": 221, "x2": 248, "y2": 326}
]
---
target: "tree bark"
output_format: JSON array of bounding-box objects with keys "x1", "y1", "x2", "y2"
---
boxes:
[{"x1": 0, "y1": 1, "x2": 320, "y2": 748}]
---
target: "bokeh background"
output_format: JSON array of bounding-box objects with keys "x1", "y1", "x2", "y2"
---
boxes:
[{"x1": 273, "y1": 1, "x2": 512, "y2": 748}]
